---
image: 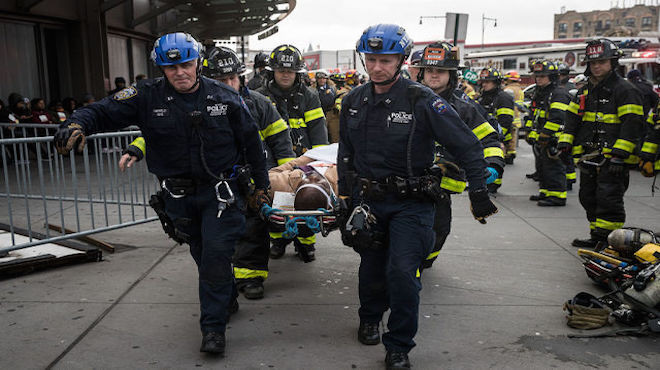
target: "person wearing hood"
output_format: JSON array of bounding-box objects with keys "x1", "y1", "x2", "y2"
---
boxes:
[{"x1": 8, "y1": 93, "x2": 31, "y2": 122}]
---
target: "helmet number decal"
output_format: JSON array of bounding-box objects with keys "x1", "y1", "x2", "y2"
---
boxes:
[
  {"x1": 424, "y1": 48, "x2": 446, "y2": 63},
  {"x1": 586, "y1": 44, "x2": 604, "y2": 57}
]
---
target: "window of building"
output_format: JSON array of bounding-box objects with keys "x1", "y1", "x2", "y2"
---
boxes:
[
  {"x1": 573, "y1": 22, "x2": 582, "y2": 32},
  {"x1": 558, "y1": 35, "x2": 566, "y2": 39},
  {"x1": 605, "y1": 19, "x2": 612, "y2": 29},
  {"x1": 625, "y1": 18, "x2": 635, "y2": 27},
  {"x1": 573, "y1": 34, "x2": 581, "y2": 38},
  {"x1": 595, "y1": 20, "x2": 602, "y2": 30},
  {"x1": 558, "y1": 23, "x2": 567, "y2": 32},
  {"x1": 642, "y1": 17, "x2": 652, "y2": 27},
  {"x1": 503, "y1": 58, "x2": 517, "y2": 70}
]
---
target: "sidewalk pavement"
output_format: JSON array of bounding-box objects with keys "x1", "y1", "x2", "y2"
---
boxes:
[{"x1": 2, "y1": 143, "x2": 659, "y2": 369}]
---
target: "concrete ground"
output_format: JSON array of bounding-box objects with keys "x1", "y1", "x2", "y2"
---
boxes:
[{"x1": 1, "y1": 143, "x2": 659, "y2": 370}]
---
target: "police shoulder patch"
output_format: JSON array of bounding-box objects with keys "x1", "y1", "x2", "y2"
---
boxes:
[
  {"x1": 431, "y1": 98, "x2": 448, "y2": 114},
  {"x1": 113, "y1": 86, "x2": 137, "y2": 101}
]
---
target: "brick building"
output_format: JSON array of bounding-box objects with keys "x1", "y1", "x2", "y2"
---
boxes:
[{"x1": 554, "y1": 4, "x2": 660, "y2": 39}]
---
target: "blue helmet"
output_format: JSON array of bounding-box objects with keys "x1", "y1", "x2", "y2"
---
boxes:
[
  {"x1": 356, "y1": 24, "x2": 413, "y2": 59},
  {"x1": 151, "y1": 32, "x2": 203, "y2": 66}
]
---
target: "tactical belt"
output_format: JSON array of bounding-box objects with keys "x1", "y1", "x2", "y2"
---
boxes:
[
  {"x1": 358, "y1": 175, "x2": 438, "y2": 201},
  {"x1": 159, "y1": 176, "x2": 233, "y2": 198}
]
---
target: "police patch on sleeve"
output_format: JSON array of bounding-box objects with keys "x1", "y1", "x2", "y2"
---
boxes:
[
  {"x1": 431, "y1": 98, "x2": 448, "y2": 114},
  {"x1": 113, "y1": 86, "x2": 137, "y2": 101}
]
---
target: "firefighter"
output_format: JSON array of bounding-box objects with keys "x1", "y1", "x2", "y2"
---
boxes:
[
  {"x1": 527, "y1": 60, "x2": 571, "y2": 206},
  {"x1": 338, "y1": 24, "x2": 497, "y2": 370},
  {"x1": 314, "y1": 70, "x2": 336, "y2": 113},
  {"x1": 640, "y1": 104, "x2": 660, "y2": 177},
  {"x1": 247, "y1": 52, "x2": 269, "y2": 90},
  {"x1": 558, "y1": 39, "x2": 645, "y2": 248},
  {"x1": 407, "y1": 49, "x2": 423, "y2": 82},
  {"x1": 416, "y1": 41, "x2": 504, "y2": 269},
  {"x1": 558, "y1": 63, "x2": 576, "y2": 90},
  {"x1": 55, "y1": 32, "x2": 270, "y2": 356},
  {"x1": 478, "y1": 67, "x2": 514, "y2": 193},
  {"x1": 256, "y1": 44, "x2": 329, "y2": 262},
  {"x1": 503, "y1": 70, "x2": 525, "y2": 164},
  {"x1": 326, "y1": 72, "x2": 351, "y2": 143}
]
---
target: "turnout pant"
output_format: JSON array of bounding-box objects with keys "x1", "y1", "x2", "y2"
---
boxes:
[
  {"x1": 357, "y1": 193, "x2": 435, "y2": 353},
  {"x1": 164, "y1": 184, "x2": 245, "y2": 335},
  {"x1": 233, "y1": 210, "x2": 270, "y2": 285},
  {"x1": 422, "y1": 195, "x2": 452, "y2": 270},
  {"x1": 578, "y1": 164, "x2": 630, "y2": 241},
  {"x1": 538, "y1": 146, "x2": 567, "y2": 201}
]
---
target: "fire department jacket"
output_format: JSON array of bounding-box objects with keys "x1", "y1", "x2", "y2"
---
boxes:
[
  {"x1": 641, "y1": 107, "x2": 660, "y2": 170},
  {"x1": 478, "y1": 86, "x2": 515, "y2": 142},
  {"x1": 559, "y1": 72, "x2": 645, "y2": 164},
  {"x1": 527, "y1": 82, "x2": 571, "y2": 141},
  {"x1": 256, "y1": 79, "x2": 329, "y2": 154}
]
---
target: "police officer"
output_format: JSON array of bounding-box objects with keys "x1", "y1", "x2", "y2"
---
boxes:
[
  {"x1": 120, "y1": 47, "x2": 296, "y2": 301},
  {"x1": 54, "y1": 33, "x2": 269, "y2": 356},
  {"x1": 526, "y1": 60, "x2": 571, "y2": 206},
  {"x1": 338, "y1": 24, "x2": 497, "y2": 369},
  {"x1": 256, "y1": 44, "x2": 329, "y2": 262},
  {"x1": 327, "y1": 72, "x2": 351, "y2": 143},
  {"x1": 314, "y1": 70, "x2": 336, "y2": 113},
  {"x1": 416, "y1": 41, "x2": 504, "y2": 269},
  {"x1": 558, "y1": 39, "x2": 645, "y2": 248},
  {"x1": 477, "y1": 67, "x2": 514, "y2": 193},
  {"x1": 247, "y1": 52, "x2": 269, "y2": 90}
]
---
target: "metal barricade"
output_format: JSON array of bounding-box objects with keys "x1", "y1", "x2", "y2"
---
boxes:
[{"x1": 0, "y1": 124, "x2": 159, "y2": 256}]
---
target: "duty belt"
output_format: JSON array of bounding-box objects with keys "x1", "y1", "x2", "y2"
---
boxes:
[
  {"x1": 359, "y1": 176, "x2": 427, "y2": 199},
  {"x1": 160, "y1": 176, "x2": 234, "y2": 198}
]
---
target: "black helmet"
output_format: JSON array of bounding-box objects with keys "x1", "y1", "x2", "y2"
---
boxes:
[
  {"x1": 409, "y1": 49, "x2": 424, "y2": 66},
  {"x1": 479, "y1": 67, "x2": 502, "y2": 83},
  {"x1": 532, "y1": 60, "x2": 559, "y2": 76},
  {"x1": 315, "y1": 71, "x2": 328, "y2": 79},
  {"x1": 582, "y1": 38, "x2": 624, "y2": 65},
  {"x1": 329, "y1": 72, "x2": 346, "y2": 83},
  {"x1": 268, "y1": 44, "x2": 305, "y2": 72},
  {"x1": 418, "y1": 42, "x2": 460, "y2": 70},
  {"x1": 557, "y1": 62, "x2": 571, "y2": 75},
  {"x1": 254, "y1": 52, "x2": 268, "y2": 68},
  {"x1": 203, "y1": 47, "x2": 246, "y2": 78}
]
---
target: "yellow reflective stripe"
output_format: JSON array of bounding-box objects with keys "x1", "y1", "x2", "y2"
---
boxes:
[
  {"x1": 496, "y1": 107, "x2": 514, "y2": 117},
  {"x1": 544, "y1": 190, "x2": 567, "y2": 199},
  {"x1": 573, "y1": 145, "x2": 584, "y2": 155},
  {"x1": 234, "y1": 267, "x2": 268, "y2": 280},
  {"x1": 655, "y1": 160, "x2": 660, "y2": 170},
  {"x1": 566, "y1": 172, "x2": 577, "y2": 180},
  {"x1": 260, "y1": 118, "x2": 288, "y2": 140},
  {"x1": 559, "y1": 133, "x2": 574, "y2": 144},
  {"x1": 484, "y1": 147, "x2": 504, "y2": 158},
  {"x1": 612, "y1": 139, "x2": 635, "y2": 153},
  {"x1": 589, "y1": 221, "x2": 596, "y2": 230},
  {"x1": 304, "y1": 107, "x2": 325, "y2": 122},
  {"x1": 501, "y1": 127, "x2": 509, "y2": 135},
  {"x1": 583, "y1": 112, "x2": 620, "y2": 123},
  {"x1": 297, "y1": 235, "x2": 316, "y2": 244},
  {"x1": 504, "y1": 133, "x2": 512, "y2": 141},
  {"x1": 617, "y1": 104, "x2": 644, "y2": 117},
  {"x1": 426, "y1": 250, "x2": 440, "y2": 260},
  {"x1": 311, "y1": 144, "x2": 327, "y2": 149},
  {"x1": 416, "y1": 268, "x2": 421, "y2": 278},
  {"x1": 528, "y1": 131, "x2": 539, "y2": 139},
  {"x1": 494, "y1": 178, "x2": 502, "y2": 185},
  {"x1": 472, "y1": 122, "x2": 496, "y2": 140},
  {"x1": 567, "y1": 101, "x2": 580, "y2": 114},
  {"x1": 440, "y1": 176, "x2": 466, "y2": 193},
  {"x1": 277, "y1": 157, "x2": 296, "y2": 165},
  {"x1": 647, "y1": 112, "x2": 654, "y2": 124},
  {"x1": 624, "y1": 154, "x2": 640, "y2": 164},
  {"x1": 641, "y1": 142, "x2": 658, "y2": 154},
  {"x1": 543, "y1": 121, "x2": 561, "y2": 131},
  {"x1": 269, "y1": 231, "x2": 284, "y2": 238},
  {"x1": 550, "y1": 102, "x2": 568, "y2": 111},
  {"x1": 535, "y1": 109, "x2": 547, "y2": 118},
  {"x1": 130, "y1": 136, "x2": 146, "y2": 155},
  {"x1": 288, "y1": 118, "x2": 305, "y2": 128},
  {"x1": 525, "y1": 119, "x2": 533, "y2": 128},
  {"x1": 594, "y1": 218, "x2": 624, "y2": 231}
]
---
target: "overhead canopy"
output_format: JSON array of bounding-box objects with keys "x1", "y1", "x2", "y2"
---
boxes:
[{"x1": 144, "y1": 0, "x2": 296, "y2": 40}]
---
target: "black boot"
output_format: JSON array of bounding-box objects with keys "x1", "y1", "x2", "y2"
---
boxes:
[
  {"x1": 537, "y1": 198, "x2": 566, "y2": 207},
  {"x1": 294, "y1": 240, "x2": 316, "y2": 262},
  {"x1": 200, "y1": 332, "x2": 225, "y2": 355},
  {"x1": 571, "y1": 238, "x2": 600, "y2": 249},
  {"x1": 238, "y1": 280, "x2": 264, "y2": 300},
  {"x1": 357, "y1": 322, "x2": 380, "y2": 345},
  {"x1": 529, "y1": 194, "x2": 546, "y2": 201},
  {"x1": 269, "y1": 238, "x2": 288, "y2": 259},
  {"x1": 526, "y1": 172, "x2": 539, "y2": 181},
  {"x1": 385, "y1": 351, "x2": 411, "y2": 370}
]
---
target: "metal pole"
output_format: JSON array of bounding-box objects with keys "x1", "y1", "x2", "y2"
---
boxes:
[{"x1": 482, "y1": 13, "x2": 485, "y2": 49}]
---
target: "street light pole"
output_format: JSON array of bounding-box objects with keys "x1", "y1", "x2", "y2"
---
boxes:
[{"x1": 481, "y1": 13, "x2": 497, "y2": 49}]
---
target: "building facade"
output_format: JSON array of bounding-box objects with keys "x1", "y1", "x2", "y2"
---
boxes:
[{"x1": 555, "y1": 4, "x2": 660, "y2": 39}]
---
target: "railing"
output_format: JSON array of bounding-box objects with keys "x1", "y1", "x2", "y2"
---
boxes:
[{"x1": 0, "y1": 123, "x2": 159, "y2": 256}]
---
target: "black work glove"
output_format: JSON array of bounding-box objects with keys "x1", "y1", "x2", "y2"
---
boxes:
[
  {"x1": 122, "y1": 144, "x2": 144, "y2": 161},
  {"x1": 557, "y1": 141, "x2": 572, "y2": 154},
  {"x1": 248, "y1": 188, "x2": 272, "y2": 213},
  {"x1": 54, "y1": 123, "x2": 86, "y2": 155},
  {"x1": 607, "y1": 157, "x2": 627, "y2": 177},
  {"x1": 469, "y1": 189, "x2": 498, "y2": 224}
]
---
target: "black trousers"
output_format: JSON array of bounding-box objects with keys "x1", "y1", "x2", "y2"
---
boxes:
[
  {"x1": 578, "y1": 164, "x2": 629, "y2": 241},
  {"x1": 422, "y1": 196, "x2": 452, "y2": 270},
  {"x1": 538, "y1": 146, "x2": 567, "y2": 201},
  {"x1": 232, "y1": 210, "x2": 270, "y2": 284}
]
